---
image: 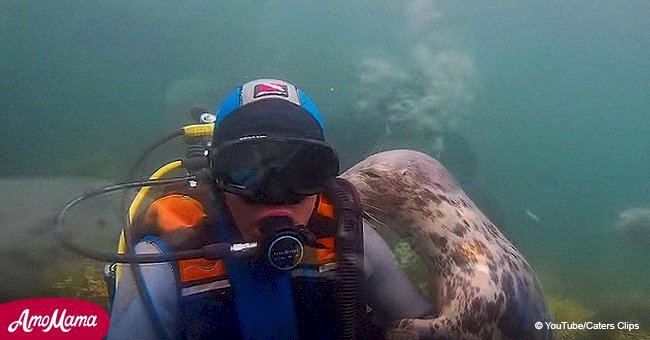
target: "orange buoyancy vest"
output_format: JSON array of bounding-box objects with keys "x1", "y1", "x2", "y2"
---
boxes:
[{"x1": 139, "y1": 193, "x2": 340, "y2": 297}]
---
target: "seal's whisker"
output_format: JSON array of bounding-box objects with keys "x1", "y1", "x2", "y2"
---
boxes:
[
  {"x1": 362, "y1": 202, "x2": 389, "y2": 214},
  {"x1": 371, "y1": 138, "x2": 386, "y2": 155},
  {"x1": 362, "y1": 210, "x2": 390, "y2": 230},
  {"x1": 363, "y1": 137, "x2": 386, "y2": 159}
]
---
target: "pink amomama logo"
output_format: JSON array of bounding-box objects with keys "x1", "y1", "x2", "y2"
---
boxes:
[{"x1": 0, "y1": 298, "x2": 109, "y2": 339}]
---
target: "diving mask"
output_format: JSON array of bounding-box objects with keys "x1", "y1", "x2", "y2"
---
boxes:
[{"x1": 211, "y1": 137, "x2": 339, "y2": 204}]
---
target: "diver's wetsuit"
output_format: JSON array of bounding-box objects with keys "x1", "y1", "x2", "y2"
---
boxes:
[{"x1": 107, "y1": 222, "x2": 433, "y2": 339}]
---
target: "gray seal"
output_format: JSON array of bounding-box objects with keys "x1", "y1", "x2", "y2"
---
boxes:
[{"x1": 341, "y1": 149, "x2": 552, "y2": 339}]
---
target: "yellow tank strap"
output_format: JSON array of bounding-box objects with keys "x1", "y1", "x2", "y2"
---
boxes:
[{"x1": 115, "y1": 160, "x2": 184, "y2": 286}]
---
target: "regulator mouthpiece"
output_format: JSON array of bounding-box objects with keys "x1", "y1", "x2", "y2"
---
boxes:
[{"x1": 259, "y1": 216, "x2": 324, "y2": 270}]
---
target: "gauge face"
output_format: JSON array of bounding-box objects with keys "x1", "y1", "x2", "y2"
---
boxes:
[{"x1": 267, "y1": 234, "x2": 304, "y2": 271}]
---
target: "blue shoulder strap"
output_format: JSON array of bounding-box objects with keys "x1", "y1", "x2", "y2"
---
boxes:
[{"x1": 218, "y1": 218, "x2": 299, "y2": 340}]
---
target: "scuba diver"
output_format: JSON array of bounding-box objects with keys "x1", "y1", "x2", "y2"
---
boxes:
[{"x1": 106, "y1": 79, "x2": 434, "y2": 339}]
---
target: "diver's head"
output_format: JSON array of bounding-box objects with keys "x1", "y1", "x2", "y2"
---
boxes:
[{"x1": 210, "y1": 79, "x2": 339, "y2": 239}]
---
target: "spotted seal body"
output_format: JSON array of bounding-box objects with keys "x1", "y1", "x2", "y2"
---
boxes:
[{"x1": 341, "y1": 150, "x2": 552, "y2": 339}]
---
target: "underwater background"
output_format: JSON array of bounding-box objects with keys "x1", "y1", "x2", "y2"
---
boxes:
[{"x1": 1, "y1": 1, "x2": 649, "y2": 338}]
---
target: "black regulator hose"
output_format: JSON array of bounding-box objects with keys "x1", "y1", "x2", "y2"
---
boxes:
[
  {"x1": 54, "y1": 174, "x2": 258, "y2": 264},
  {"x1": 119, "y1": 130, "x2": 184, "y2": 216},
  {"x1": 126, "y1": 130, "x2": 184, "y2": 181},
  {"x1": 331, "y1": 178, "x2": 364, "y2": 340},
  {"x1": 55, "y1": 175, "x2": 190, "y2": 261}
]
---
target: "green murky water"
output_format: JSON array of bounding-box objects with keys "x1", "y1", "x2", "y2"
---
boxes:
[{"x1": 2, "y1": 1, "x2": 649, "y2": 338}]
